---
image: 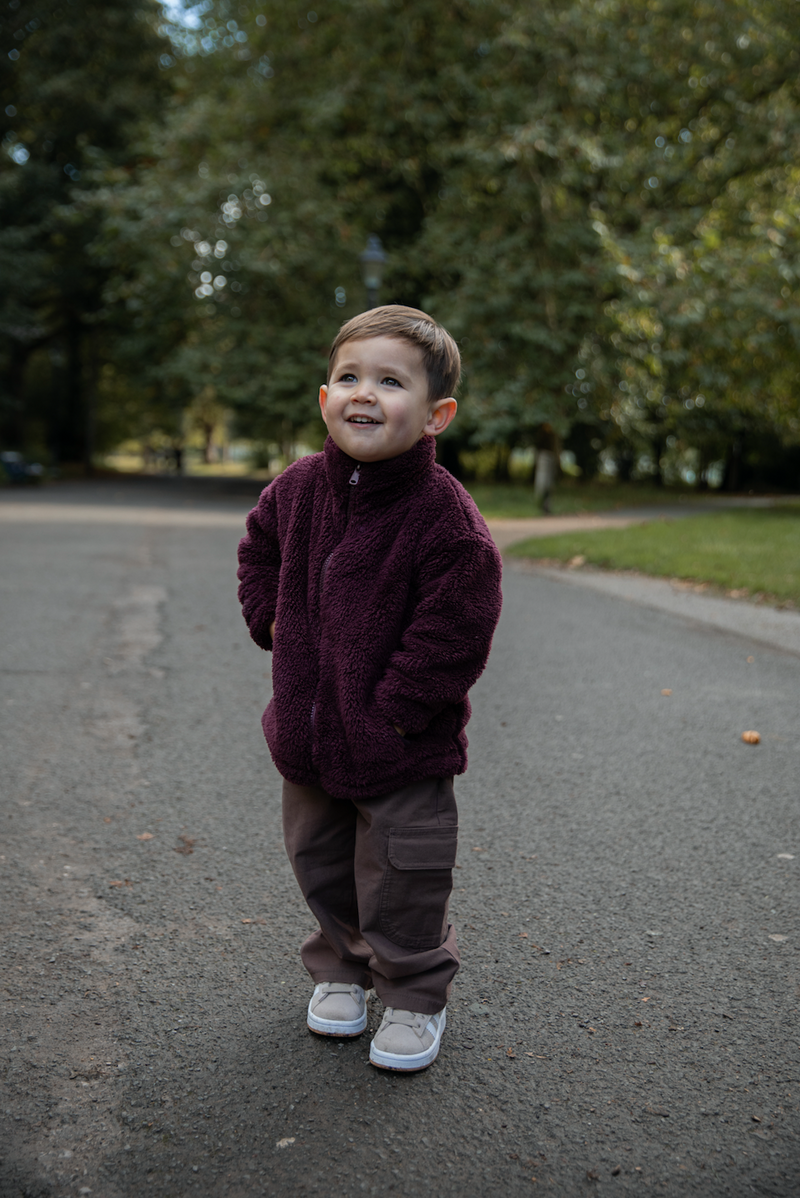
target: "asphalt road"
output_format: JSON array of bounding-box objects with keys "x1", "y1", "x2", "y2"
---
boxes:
[{"x1": 1, "y1": 480, "x2": 799, "y2": 1198}]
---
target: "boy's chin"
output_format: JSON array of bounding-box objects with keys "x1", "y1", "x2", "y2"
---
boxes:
[{"x1": 327, "y1": 429, "x2": 428, "y2": 463}]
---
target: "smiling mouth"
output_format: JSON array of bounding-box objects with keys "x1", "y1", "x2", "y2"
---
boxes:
[{"x1": 347, "y1": 416, "x2": 381, "y2": 424}]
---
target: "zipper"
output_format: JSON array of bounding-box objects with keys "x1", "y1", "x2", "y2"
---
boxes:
[
  {"x1": 313, "y1": 465, "x2": 361, "y2": 751},
  {"x1": 319, "y1": 464, "x2": 360, "y2": 592}
]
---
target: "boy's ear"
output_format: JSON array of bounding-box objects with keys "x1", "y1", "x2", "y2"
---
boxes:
[
  {"x1": 424, "y1": 397, "x2": 457, "y2": 438},
  {"x1": 318, "y1": 384, "x2": 329, "y2": 426}
]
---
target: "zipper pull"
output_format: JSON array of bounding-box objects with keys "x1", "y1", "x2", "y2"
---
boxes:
[{"x1": 349, "y1": 465, "x2": 361, "y2": 486}]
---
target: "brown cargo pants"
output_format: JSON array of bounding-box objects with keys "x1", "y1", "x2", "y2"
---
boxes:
[{"x1": 282, "y1": 775, "x2": 460, "y2": 1014}]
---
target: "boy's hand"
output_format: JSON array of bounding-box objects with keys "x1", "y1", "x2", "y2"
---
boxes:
[
  {"x1": 269, "y1": 620, "x2": 276, "y2": 641},
  {"x1": 394, "y1": 724, "x2": 406, "y2": 737}
]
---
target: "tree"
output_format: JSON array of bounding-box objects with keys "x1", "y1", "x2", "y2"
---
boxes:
[
  {"x1": 0, "y1": 0, "x2": 170, "y2": 464},
  {"x1": 586, "y1": 0, "x2": 800, "y2": 486}
]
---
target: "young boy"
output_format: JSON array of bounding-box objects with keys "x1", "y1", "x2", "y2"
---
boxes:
[{"x1": 237, "y1": 305, "x2": 502, "y2": 1071}]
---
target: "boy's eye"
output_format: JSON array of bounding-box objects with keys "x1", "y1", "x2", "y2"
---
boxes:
[
  {"x1": 338, "y1": 372, "x2": 357, "y2": 383},
  {"x1": 381, "y1": 376, "x2": 402, "y2": 387}
]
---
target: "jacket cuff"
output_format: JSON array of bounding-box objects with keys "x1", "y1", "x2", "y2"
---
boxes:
[{"x1": 240, "y1": 599, "x2": 275, "y2": 652}]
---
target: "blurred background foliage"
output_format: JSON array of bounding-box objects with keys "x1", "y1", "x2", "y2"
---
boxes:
[{"x1": 2, "y1": 0, "x2": 800, "y2": 488}]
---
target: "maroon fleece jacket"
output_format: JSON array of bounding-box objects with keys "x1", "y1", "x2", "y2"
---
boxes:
[{"x1": 237, "y1": 434, "x2": 503, "y2": 800}]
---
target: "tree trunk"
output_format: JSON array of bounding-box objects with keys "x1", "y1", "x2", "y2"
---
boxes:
[
  {"x1": 1, "y1": 341, "x2": 30, "y2": 449},
  {"x1": 60, "y1": 319, "x2": 84, "y2": 465},
  {"x1": 695, "y1": 452, "x2": 709, "y2": 491},
  {"x1": 722, "y1": 438, "x2": 744, "y2": 491},
  {"x1": 494, "y1": 443, "x2": 511, "y2": 482},
  {"x1": 435, "y1": 438, "x2": 464, "y2": 479},
  {"x1": 202, "y1": 423, "x2": 215, "y2": 464},
  {"x1": 83, "y1": 336, "x2": 97, "y2": 475}
]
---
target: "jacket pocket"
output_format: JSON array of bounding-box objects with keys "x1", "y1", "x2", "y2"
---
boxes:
[{"x1": 380, "y1": 826, "x2": 458, "y2": 951}]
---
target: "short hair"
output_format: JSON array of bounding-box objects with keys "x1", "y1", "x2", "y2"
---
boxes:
[{"x1": 327, "y1": 305, "x2": 461, "y2": 401}]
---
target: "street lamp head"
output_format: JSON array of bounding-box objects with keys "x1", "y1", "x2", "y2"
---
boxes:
[{"x1": 359, "y1": 234, "x2": 387, "y2": 293}]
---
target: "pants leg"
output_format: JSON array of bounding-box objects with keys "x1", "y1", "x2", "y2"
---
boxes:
[
  {"x1": 282, "y1": 778, "x2": 374, "y2": 991},
  {"x1": 282, "y1": 776, "x2": 460, "y2": 1015},
  {"x1": 354, "y1": 775, "x2": 460, "y2": 1014}
]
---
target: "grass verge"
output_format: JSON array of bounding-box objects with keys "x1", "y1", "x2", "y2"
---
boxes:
[
  {"x1": 466, "y1": 479, "x2": 703, "y2": 519},
  {"x1": 506, "y1": 507, "x2": 800, "y2": 607}
]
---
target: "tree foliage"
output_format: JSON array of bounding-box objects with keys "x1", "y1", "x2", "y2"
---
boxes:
[
  {"x1": 0, "y1": 0, "x2": 170, "y2": 462},
  {"x1": 2, "y1": 0, "x2": 799, "y2": 488}
]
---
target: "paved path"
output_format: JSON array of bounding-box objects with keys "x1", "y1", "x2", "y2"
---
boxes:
[
  {"x1": 514, "y1": 564, "x2": 800, "y2": 659},
  {"x1": 1, "y1": 483, "x2": 799, "y2": 1197}
]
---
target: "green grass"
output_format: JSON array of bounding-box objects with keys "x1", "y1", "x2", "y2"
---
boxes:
[
  {"x1": 506, "y1": 507, "x2": 800, "y2": 606},
  {"x1": 466, "y1": 479, "x2": 701, "y2": 519}
]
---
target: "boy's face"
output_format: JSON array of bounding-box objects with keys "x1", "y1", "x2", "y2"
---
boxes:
[{"x1": 319, "y1": 335, "x2": 456, "y2": 463}]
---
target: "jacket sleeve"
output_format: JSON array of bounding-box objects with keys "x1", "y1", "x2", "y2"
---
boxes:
[
  {"x1": 237, "y1": 483, "x2": 281, "y2": 651},
  {"x1": 372, "y1": 532, "x2": 503, "y2": 735}
]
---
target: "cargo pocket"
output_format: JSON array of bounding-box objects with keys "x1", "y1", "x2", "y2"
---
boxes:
[{"x1": 379, "y1": 826, "x2": 458, "y2": 951}]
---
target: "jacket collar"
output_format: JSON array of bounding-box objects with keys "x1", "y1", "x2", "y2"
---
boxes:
[{"x1": 323, "y1": 434, "x2": 436, "y2": 506}]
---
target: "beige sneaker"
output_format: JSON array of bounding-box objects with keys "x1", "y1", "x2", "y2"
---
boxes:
[
  {"x1": 307, "y1": 982, "x2": 367, "y2": 1037},
  {"x1": 369, "y1": 1007, "x2": 446, "y2": 1071}
]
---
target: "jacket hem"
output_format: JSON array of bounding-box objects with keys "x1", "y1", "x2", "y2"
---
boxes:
[{"x1": 274, "y1": 752, "x2": 468, "y2": 802}]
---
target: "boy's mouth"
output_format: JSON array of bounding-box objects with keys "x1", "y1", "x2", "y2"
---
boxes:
[{"x1": 347, "y1": 416, "x2": 381, "y2": 424}]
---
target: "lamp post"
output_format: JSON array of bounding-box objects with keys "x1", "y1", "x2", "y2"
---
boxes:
[{"x1": 359, "y1": 235, "x2": 387, "y2": 310}]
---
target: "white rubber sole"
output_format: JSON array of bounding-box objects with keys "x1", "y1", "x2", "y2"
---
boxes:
[
  {"x1": 306, "y1": 987, "x2": 367, "y2": 1037},
  {"x1": 369, "y1": 1009, "x2": 446, "y2": 1071}
]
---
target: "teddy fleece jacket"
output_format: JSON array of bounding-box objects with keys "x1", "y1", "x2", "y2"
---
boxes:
[{"x1": 237, "y1": 434, "x2": 503, "y2": 800}]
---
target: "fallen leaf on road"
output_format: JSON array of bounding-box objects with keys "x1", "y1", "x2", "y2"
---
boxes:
[
  {"x1": 173, "y1": 835, "x2": 196, "y2": 855},
  {"x1": 507, "y1": 1048, "x2": 516, "y2": 1058},
  {"x1": 241, "y1": 918, "x2": 253, "y2": 924},
  {"x1": 661, "y1": 689, "x2": 672, "y2": 696},
  {"x1": 586, "y1": 1170, "x2": 599, "y2": 1181},
  {"x1": 568, "y1": 555, "x2": 586, "y2": 568},
  {"x1": 103, "y1": 817, "x2": 112, "y2": 823},
  {"x1": 136, "y1": 832, "x2": 154, "y2": 840},
  {"x1": 768, "y1": 934, "x2": 788, "y2": 942},
  {"x1": 641, "y1": 996, "x2": 649, "y2": 1002},
  {"x1": 634, "y1": 1021, "x2": 643, "y2": 1027},
  {"x1": 108, "y1": 880, "x2": 129, "y2": 888},
  {"x1": 777, "y1": 853, "x2": 795, "y2": 860},
  {"x1": 611, "y1": 1165, "x2": 621, "y2": 1176},
  {"x1": 275, "y1": 1137, "x2": 295, "y2": 1149},
  {"x1": 751, "y1": 1115, "x2": 762, "y2": 1123},
  {"x1": 472, "y1": 846, "x2": 485, "y2": 852},
  {"x1": 519, "y1": 932, "x2": 529, "y2": 938},
  {"x1": 741, "y1": 730, "x2": 761, "y2": 744}
]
